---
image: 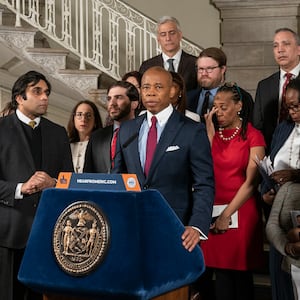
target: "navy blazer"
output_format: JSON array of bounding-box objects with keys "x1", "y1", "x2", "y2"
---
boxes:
[
  {"x1": 269, "y1": 120, "x2": 295, "y2": 165},
  {"x1": 187, "y1": 88, "x2": 201, "y2": 113},
  {"x1": 139, "y1": 51, "x2": 198, "y2": 91},
  {"x1": 0, "y1": 113, "x2": 73, "y2": 249},
  {"x1": 84, "y1": 125, "x2": 113, "y2": 173},
  {"x1": 261, "y1": 120, "x2": 295, "y2": 196},
  {"x1": 113, "y1": 110, "x2": 215, "y2": 236},
  {"x1": 253, "y1": 71, "x2": 280, "y2": 153}
]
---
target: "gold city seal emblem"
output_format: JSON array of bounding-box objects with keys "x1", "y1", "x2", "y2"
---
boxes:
[{"x1": 53, "y1": 201, "x2": 110, "y2": 276}]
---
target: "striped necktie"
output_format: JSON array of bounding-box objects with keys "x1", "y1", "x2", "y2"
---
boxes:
[
  {"x1": 167, "y1": 59, "x2": 175, "y2": 72},
  {"x1": 279, "y1": 73, "x2": 293, "y2": 122}
]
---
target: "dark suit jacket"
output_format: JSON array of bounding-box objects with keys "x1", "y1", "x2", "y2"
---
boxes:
[
  {"x1": 139, "y1": 51, "x2": 198, "y2": 91},
  {"x1": 84, "y1": 125, "x2": 113, "y2": 173},
  {"x1": 253, "y1": 71, "x2": 280, "y2": 153},
  {"x1": 260, "y1": 120, "x2": 294, "y2": 219},
  {"x1": 0, "y1": 113, "x2": 73, "y2": 249},
  {"x1": 113, "y1": 110, "x2": 214, "y2": 236},
  {"x1": 187, "y1": 88, "x2": 202, "y2": 113},
  {"x1": 269, "y1": 120, "x2": 295, "y2": 167}
]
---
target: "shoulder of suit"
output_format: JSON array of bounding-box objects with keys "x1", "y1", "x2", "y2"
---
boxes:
[
  {"x1": 40, "y1": 117, "x2": 66, "y2": 130},
  {"x1": 171, "y1": 109, "x2": 195, "y2": 124},
  {"x1": 0, "y1": 113, "x2": 15, "y2": 129},
  {"x1": 181, "y1": 50, "x2": 197, "y2": 59},
  {"x1": 257, "y1": 71, "x2": 280, "y2": 85},
  {"x1": 187, "y1": 88, "x2": 201, "y2": 98},
  {"x1": 91, "y1": 125, "x2": 113, "y2": 138},
  {"x1": 120, "y1": 115, "x2": 144, "y2": 129},
  {"x1": 140, "y1": 54, "x2": 162, "y2": 68}
]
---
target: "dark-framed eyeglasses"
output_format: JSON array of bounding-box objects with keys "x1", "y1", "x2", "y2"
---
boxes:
[
  {"x1": 74, "y1": 112, "x2": 94, "y2": 120},
  {"x1": 287, "y1": 104, "x2": 300, "y2": 112},
  {"x1": 221, "y1": 82, "x2": 243, "y2": 101},
  {"x1": 195, "y1": 66, "x2": 220, "y2": 74}
]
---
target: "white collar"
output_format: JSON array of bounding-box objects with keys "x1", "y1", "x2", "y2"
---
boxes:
[
  {"x1": 146, "y1": 104, "x2": 173, "y2": 127},
  {"x1": 162, "y1": 49, "x2": 182, "y2": 63},
  {"x1": 280, "y1": 62, "x2": 300, "y2": 80},
  {"x1": 16, "y1": 109, "x2": 41, "y2": 127}
]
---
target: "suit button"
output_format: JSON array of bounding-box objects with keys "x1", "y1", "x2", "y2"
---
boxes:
[{"x1": 143, "y1": 185, "x2": 149, "y2": 190}]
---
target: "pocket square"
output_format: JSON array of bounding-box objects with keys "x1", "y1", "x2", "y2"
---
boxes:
[{"x1": 166, "y1": 145, "x2": 180, "y2": 152}]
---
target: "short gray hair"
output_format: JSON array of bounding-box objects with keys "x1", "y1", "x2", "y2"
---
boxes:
[
  {"x1": 157, "y1": 16, "x2": 181, "y2": 32},
  {"x1": 275, "y1": 28, "x2": 300, "y2": 46}
]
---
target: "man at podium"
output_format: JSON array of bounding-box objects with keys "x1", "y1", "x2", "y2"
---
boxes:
[{"x1": 113, "y1": 66, "x2": 214, "y2": 252}]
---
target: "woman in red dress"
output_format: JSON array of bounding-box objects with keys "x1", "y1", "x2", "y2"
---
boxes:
[{"x1": 199, "y1": 83, "x2": 266, "y2": 300}]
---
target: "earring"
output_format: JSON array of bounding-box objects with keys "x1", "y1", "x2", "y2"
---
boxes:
[{"x1": 238, "y1": 111, "x2": 242, "y2": 121}]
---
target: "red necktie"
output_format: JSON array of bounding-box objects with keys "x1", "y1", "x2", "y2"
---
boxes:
[
  {"x1": 110, "y1": 128, "x2": 119, "y2": 168},
  {"x1": 144, "y1": 116, "x2": 157, "y2": 176},
  {"x1": 279, "y1": 73, "x2": 293, "y2": 122}
]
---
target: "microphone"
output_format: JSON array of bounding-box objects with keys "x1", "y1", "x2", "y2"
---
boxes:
[{"x1": 109, "y1": 131, "x2": 139, "y2": 174}]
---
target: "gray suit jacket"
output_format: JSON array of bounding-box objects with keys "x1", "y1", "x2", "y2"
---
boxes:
[
  {"x1": 266, "y1": 182, "x2": 300, "y2": 273},
  {"x1": 0, "y1": 113, "x2": 73, "y2": 249}
]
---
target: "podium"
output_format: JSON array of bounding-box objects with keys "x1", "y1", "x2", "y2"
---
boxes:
[{"x1": 18, "y1": 187, "x2": 205, "y2": 300}]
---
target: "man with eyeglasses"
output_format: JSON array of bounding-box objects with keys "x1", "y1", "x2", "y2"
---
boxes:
[
  {"x1": 187, "y1": 47, "x2": 253, "y2": 123},
  {"x1": 187, "y1": 47, "x2": 227, "y2": 123},
  {"x1": 139, "y1": 16, "x2": 198, "y2": 92},
  {"x1": 84, "y1": 81, "x2": 139, "y2": 173}
]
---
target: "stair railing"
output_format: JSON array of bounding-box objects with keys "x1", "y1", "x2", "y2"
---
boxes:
[{"x1": 0, "y1": 0, "x2": 202, "y2": 80}]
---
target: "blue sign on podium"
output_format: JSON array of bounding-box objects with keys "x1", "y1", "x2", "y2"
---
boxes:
[{"x1": 56, "y1": 172, "x2": 141, "y2": 192}]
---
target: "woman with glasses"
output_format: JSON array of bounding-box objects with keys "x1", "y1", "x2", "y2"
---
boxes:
[
  {"x1": 197, "y1": 82, "x2": 265, "y2": 300},
  {"x1": 263, "y1": 78, "x2": 300, "y2": 300},
  {"x1": 67, "y1": 100, "x2": 102, "y2": 173},
  {"x1": 262, "y1": 78, "x2": 300, "y2": 202}
]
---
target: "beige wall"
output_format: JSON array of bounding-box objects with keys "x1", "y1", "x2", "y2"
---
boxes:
[{"x1": 123, "y1": 0, "x2": 221, "y2": 48}]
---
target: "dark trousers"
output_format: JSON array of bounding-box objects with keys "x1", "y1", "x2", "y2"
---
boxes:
[
  {"x1": 0, "y1": 247, "x2": 42, "y2": 300},
  {"x1": 195, "y1": 267, "x2": 254, "y2": 300}
]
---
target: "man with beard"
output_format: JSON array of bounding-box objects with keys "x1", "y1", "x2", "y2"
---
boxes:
[
  {"x1": 187, "y1": 47, "x2": 253, "y2": 123},
  {"x1": 84, "y1": 81, "x2": 139, "y2": 173}
]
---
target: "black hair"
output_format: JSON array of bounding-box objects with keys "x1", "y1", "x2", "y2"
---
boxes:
[
  {"x1": 286, "y1": 77, "x2": 300, "y2": 96},
  {"x1": 107, "y1": 81, "x2": 139, "y2": 102},
  {"x1": 216, "y1": 83, "x2": 254, "y2": 140},
  {"x1": 121, "y1": 71, "x2": 142, "y2": 88},
  {"x1": 11, "y1": 70, "x2": 51, "y2": 108}
]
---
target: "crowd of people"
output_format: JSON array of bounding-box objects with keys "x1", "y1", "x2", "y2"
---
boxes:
[{"x1": 1, "y1": 14, "x2": 300, "y2": 300}]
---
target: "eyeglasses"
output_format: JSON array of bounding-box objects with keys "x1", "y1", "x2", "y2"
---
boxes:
[
  {"x1": 221, "y1": 82, "x2": 243, "y2": 101},
  {"x1": 287, "y1": 104, "x2": 300, "y2": 112},
  {"x1": 195, "y1": 66, "x2": 220, "y2": 74},
  {"x1": 74, "y1": 112, "x2": 94, "y2": 120}
]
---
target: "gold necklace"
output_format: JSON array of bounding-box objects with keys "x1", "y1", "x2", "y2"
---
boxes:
[{"x1": 218, "y1": 126, "x2": 240, "y2": 141}]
